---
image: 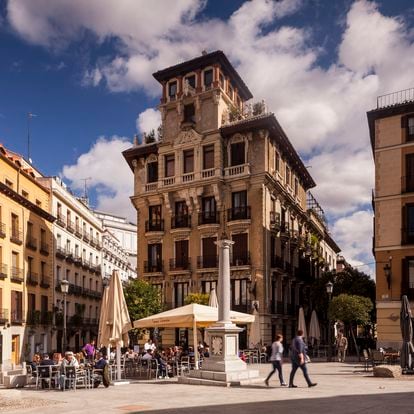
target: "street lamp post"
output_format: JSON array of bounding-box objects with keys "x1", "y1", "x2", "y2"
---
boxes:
[
  {"x1": 60, "y1": 279, "x2": 69, "y2": 352},
  {"x1": 326, "y1": 281, "x2": 333, "y2": 362}
]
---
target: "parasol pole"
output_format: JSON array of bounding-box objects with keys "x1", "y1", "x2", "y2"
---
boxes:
[
  {"x1": 116, "y1": 342, "x2": 122, "y2": 380},
  {"x1": 193, "y1": 317, "x2": 199, "y2": 370}
]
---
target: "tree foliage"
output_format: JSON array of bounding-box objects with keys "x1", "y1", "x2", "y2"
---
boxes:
[
  {"x1": 124, "y1": 279, "x2": 163, "y2": 322},
  {"x1": 184, "y1": 293, "x2": 210, "y2": 306},
  {"x1": 328, "y1": 294, "x2": 373, "y2": 326}
]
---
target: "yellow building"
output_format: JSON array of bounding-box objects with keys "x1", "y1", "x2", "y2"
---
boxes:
[
  {"x1": 0, "y1": 145, "x2": 54, "y2": 373},
  {"x1": 368, "y1": 88, "x2": 414, "y2": 348}
]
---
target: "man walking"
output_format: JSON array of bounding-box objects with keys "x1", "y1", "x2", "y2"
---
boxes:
[
  {"x1": 288, "y1": 330, "x2": 317, "y2": 388},
  {"x1": 335, "y1": 330, "x2": 348, "y2": 362}
]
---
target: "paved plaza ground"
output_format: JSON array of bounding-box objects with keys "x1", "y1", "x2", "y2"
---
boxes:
[{"x1": 1, "y1": 362, "x2": 414, "y2": 414}]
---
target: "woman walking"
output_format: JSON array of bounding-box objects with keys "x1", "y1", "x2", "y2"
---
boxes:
[{"x1": 265, "y1": 334, "x2": 287, "y2": 386}]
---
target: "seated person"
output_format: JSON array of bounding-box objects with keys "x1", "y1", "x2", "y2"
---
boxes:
[
  {"x1": 52, "y1": 353, "x2": 63, "y2": 366},
  {"x1": 39, "y1": 353, "x2": 55, "y2": 388},
  {"x1": 142, "y1": 349, "x2": 153, "y2": 360},
  {"x1": 59, "y1": 351, "x2": 79, "y2": 391},
  {"x1": 154, "y1": 351, "x2": 168, "y2": 378},
  {"x1": 30, "y1": 353, "x2": 41, "y2": 371},
  {"x1": 93, "y1": 352, "x2": 109, "y2": 388}
]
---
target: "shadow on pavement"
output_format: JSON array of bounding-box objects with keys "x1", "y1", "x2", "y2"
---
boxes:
[{"x1": 134, "y1": 392, "x2": 414, "y2": 414}]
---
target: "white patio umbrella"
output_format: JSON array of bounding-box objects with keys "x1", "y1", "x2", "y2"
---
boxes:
[
  {"x1": 98, "y1": 270, "x2": 132, "y2": 381},
  {"x1": 308, "y1": 310, "x2": 321, "y2": 346},
  {"x1": 97, "y1": 286, "x2": 110, "y2": 349},
  {"x1": 249, "y1": 308, "x2": 261, "y2": 348},
  {"x1": 298, "y1": 307, "x2": 307, "y2": 342},
  {"x1": 208, "y1": 288, "x2": 219, "y2": 308}
]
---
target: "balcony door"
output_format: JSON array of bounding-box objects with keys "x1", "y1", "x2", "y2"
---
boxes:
[
  {"x1": 406, "y1": 154, "x2": 414, "y2": 192},
  {"x1": 232, "y1": 233, "x2": 248, "y2": 265},
  {"x1": 174, "y1": 282, "x2": 189, "y2": 308},
  {"x1": 230, "y1": 142, "x2": 245, "y2": 166},
  {"x1": 175, "y1": 240, "x2": 189, "y2": 268},
  {"x1": 201, "y1": 196, "x2": 216, "y2": 223},
  {"x1": 175, "y1": 201, "x2": 188, "y2": 227},
  {"x1": 148, "y1": 243, "x2": 162, "y2": 269},
  {"x1": 231, "y1": 191, "x2": 247, "y2": 220},
  {"x1": 404, "y1": 204, "x2": 414, "y2": 244}
]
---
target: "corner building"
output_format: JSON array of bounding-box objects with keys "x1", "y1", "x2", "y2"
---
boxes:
[
  {"x1": 124, "y1": 51, "x2": 339, "y2": 347},
  {"x1": 368, "y1": 88, "x2": 414, "y2": 348}
]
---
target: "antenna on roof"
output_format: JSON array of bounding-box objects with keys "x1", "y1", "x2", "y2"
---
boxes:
[
  {"x1": 27, "y1": 112, "x2": 37, "y2": 163},
  {"x1": 79, "y1": 177, "x2": 92, "y2": 206}
]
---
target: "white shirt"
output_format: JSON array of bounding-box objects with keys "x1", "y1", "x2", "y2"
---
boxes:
[{"x1": 270, "y1": 341, "x2": 284, "y2": 361}]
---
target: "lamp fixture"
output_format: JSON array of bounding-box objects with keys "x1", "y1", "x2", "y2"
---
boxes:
[{"x1": 383, "y1": 257, "x2": 392, "y2": 290}]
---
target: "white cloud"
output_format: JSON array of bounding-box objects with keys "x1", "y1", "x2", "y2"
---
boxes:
[
  {"x1": 9, "y1": 0, "x2": 414, "y2": 268},
  {"x1": 61, "y1": 137, "x2": 135, "y2": 221},
  {"x1": 136, "y1": 108, "x2": 161, "y2": 136}
]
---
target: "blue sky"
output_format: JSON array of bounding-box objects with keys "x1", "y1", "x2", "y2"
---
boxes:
[{"x1": 1, "y1": 0, "x2": 414, "y2": 273}]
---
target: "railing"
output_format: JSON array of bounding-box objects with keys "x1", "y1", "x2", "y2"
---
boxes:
[
  {"x1": 67, "y1": 220, "x2": 75, "y2": 233},
  {"x1": 145, "y1": 182, "x2": 158, "y2": 192},
  {"x1": 73, "y1": 255, "x2": 82, "y2": 266},
  {"x1": 377, "y1": 87, "x2": 414, "y2": 109},
  {"x1": 26, "y1": 236, "x2": 37, "y2": 250},
  {"x1": 197, "y1": 255, "x2": 218, "y2": 268},
  {"x1": 40, "y1": 241, "x2": 49, "y2": 255},
  {"x1": 0, "y1": 308, "x2": 8, "y2": 323},
  {"x1": 402, "y1": 176, "x2": 414, "y2": 193},
  {"x1": 230, "y1": 252, "x2": 251, "y2": 266},
  {"x1": 227, "y1": 206, "x2": 251, "y2": 221},
  {"x1": 224, "y1": 163, "x2": 250, "y2": 177},
  {"x1": 41, "y1": 311, "x2": 53, "y2": 325},
  {"x1": 182, "y1": 172, "x2": 194, "y2": 183},
  {"x1": 162, "y1": 177, "x2": 175, "y2": 186},
  {"x1": 27, "y1": 310, "x2": 41, "y2": 325},
  {"x1": 75, "y1": 225, "x2": 82, "y2": 237},
  {"x1": 83, "y1": 232, "x2": 90, "y2": 242},
  {"x1": 56, "y1": 214, "x2": 66, "y2": 227},
  {"x1": 0, "y1": 222, "x2": 6, "y2": 238},
  {"x1": 11, "y1": 267, "x2": 24, "y2": 283},
  {"x1": 201, "y1": 168, "x2": 215, "y2": 179},
  {"x1": 144, "y1": 260, "x2": 163, "y2": 273},
  {"x1": 56, "y1": 246, "x2": 67, "y2": 258},
  {"x1": 198, "y1": 211, "x2": 220, "y2": 225},
  {"x1": 65, "y1": 249, "x2": 74, "y2": 263},
  {"x1": 10, "y1": 228, "x2": 23, "y2": 244},
  {"x1": 40, "y1": 275, "x2": 51, "y2": 288},
  {"x1": 145, "y1": 219, "x2": 164, "y2": 232},
  {"x1": 222, "y1": 100, "x2": 269, "y2": 126},
  {"x1": 0, "y1": 264, "x2": 7, "y2": 279},
  {"x1": 171, "y1": 215, "x2": 191, "y2": 229},
  {"x1": 169, "y1": 257, "x2": 191, "y2": 271},
  {"x1": 11, "y1": 310, "x2": 24, "y2": 324},
  {"x1": 26, "y1": 272, "x2": 38, "y2": 286}
]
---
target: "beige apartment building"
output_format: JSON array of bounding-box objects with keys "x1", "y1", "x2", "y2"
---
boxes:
[
  {"x1": 124, "y1": 51, "x2": 339, "y2": 348},
  {"x1": 0, "y1": 145, "x2": 54, "y2": 374},
  {"x1": 368, "y1": 88, "x2": 414, "y2": 348}
]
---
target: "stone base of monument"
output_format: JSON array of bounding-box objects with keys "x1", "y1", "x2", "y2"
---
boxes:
[{"x1": 178, "y1": 324, "x2": 261, "y2": 387}]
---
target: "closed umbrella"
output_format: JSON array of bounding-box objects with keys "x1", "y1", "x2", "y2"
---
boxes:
[
  {"x1": 400, "y1": 295, "x2": 414, "y2": 371},
  {"x1": 298, "y1": 307, "x2": 307, "y2": 342},
  {"x1": 97, "y1": 286, "x2": 110, "y2": 349},
  {"x1": 249, "y1": 308, "x2": 261, "y2": 348},
  {"x1": 99, "y1": 270, "x2": 132, "y2": 381},
  {"x1": 308, "y1": 310, "x2": 321, "y2": 346},
  {"x1": 208, "y1": 288, "x2": 219, "y2": 308}
]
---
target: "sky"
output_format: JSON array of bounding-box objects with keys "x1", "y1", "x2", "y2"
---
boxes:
[{"x1": 1, "y1": 0, "x2": 414, "y2": 276}]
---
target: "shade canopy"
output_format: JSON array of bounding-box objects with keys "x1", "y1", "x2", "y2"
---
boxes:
[
  {"x1": 298, "y1": 307, "x2": 307, "y2": 341},
  {"x1": 133, "y1": 303, "x2": 254, "y2": 329},
  {"x1": 98, "y1": 270, "x2": 132, "y2": 346},
  {"x1": 308, "y1": 310, "x2": 321, "y2": 346}
]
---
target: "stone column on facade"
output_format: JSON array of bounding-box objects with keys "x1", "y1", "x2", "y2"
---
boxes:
[{"x1": 217, "y1": 239, "x2": 233, "y2": 325}]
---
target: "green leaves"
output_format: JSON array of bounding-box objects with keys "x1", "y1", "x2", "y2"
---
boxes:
[
  {"x1": 328, "y1": 294, "x2": 373, "y2": 326},
  {"x1": 184, "y1": 293, "x2": 210, "y2": 306}
]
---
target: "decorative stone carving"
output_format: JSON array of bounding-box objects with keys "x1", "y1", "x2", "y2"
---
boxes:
[{"x1": 175, "y1": 128, "x2": 203, "y2": 146}]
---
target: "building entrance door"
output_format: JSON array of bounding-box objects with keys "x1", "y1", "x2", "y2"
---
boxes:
[{"x1": 11, "y1": 335, "x2": 20, "y2": 365}]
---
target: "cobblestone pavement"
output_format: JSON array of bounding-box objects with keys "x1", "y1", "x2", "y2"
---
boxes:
[{"x1": 1, "y1": 362, "x2": 413, "y2": 414}]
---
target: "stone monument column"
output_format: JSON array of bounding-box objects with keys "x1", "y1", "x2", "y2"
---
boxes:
[{"x1": 217, "y1": 239, "x2": 233, "y2": 325}]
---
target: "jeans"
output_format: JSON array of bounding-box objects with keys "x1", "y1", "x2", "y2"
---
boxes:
[
  {"x1": 265, "y1": 361, "x2": 285, "y2": 384},
  {"x1": 289, "y1": 360, "x2": 312, "y2": 386},
  {"x1": 338, "y1": 348, "x2": 346, "y2": 362}
]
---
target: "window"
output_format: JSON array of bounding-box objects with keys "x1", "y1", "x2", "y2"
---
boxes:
[
  {"x1": 11, "y1": 290, "x2": 23, "y2": 321},
  {"x1": 201, "y1": 196, "x2": 216, "y2": 222},
  {"x1": 228, "y1": 84, "x2": 233, "y2": 99},
  {"x1": 28, "y1": 293, "x2": 36, "y2": 311},
  {"x1": 5, "y1": 179, "x2": 13, "y2": 189},
  {"x1": 231, "y1": 279, "x2": 247, "y2": 307},
  {"x1": 185, "y1": 75, "x2": 196, "y2": 88},
  {"x1": 28, "y1": 256, "x2": 34, "y2": 275},
  {"x1": 409, "y1": 117, "x2": 414, "y2": 139},
  {"x1": 294, "y1": 178, "x2": 299, "y2": 196},
  {"x1": 202, "y1": 237, "x2": 217, "y2": 267},
  {"x1": 184, "y1": 103, "x2": 195, "y2": 123},
  {"x1": 57, "y1": 203, "x2": 62, "y2": 218},
  {"x1": 219, "y1": 73, "x2": 224, "y2": 88},
  {"x1": 285, "y1": 166, "x2": 291, "y2": 186},
  {"x1": 147, "y1": 243, "x2": 162, "y2": 271},
  {"x1": 168, "y1": 81, "x2": 177, "y2": 98},
  {"x1": 405, "y1": 154, "x2": 414, "y2": 192},
  {"x1": 174, "y1": 282, "x2": 189, "y2": 307},
  {"x1": 41, "y1": 295, "x2": 48, "y2": 313},
  {"x1": 56, "y1": 266, "x2": 61, "y2": 282},
  {"x1": 232, "y1": 190, "x2": 247, "y2": 209},
  {"x1": 174, "y1": 240, "x2": 189, "y2": 268},
  {"x1": 230, "y1": 142, "x2": 245, "y2": 166},
  {"x1": 165, "y1": 154, "x2": 175, "y2": 177},
  {"x1": 11, "y1": 213, "x2": 19, "y2": 237},
  {"x1": 403, "y1": 204, "x2": 414, "y2": 244},
  {"x1": 409, "y1": 261, "x2": 414, "y2": 289},
  {"x1": 27, "y1": 222, "x2": 33, "y2": 238},
  {"x1": 203, "y1": 145, "x2": 214, "y2": 170},
  {"x1": 22, "y1": 190, "x2": 29, "y2": 199},
  {"x1": 275, "y1": 151, "x2": 280, "y2": 172},
  {"x1": 40, "y1": 228, "x2": 46, "y2": 245},
  {"x1": 147, "y1": 162, "x2": 158, "y2": 183},
  {"x1": 149, "y1": 205, "x2": 162, "y2": 224},
  {"x1": 183, "y1": 150, "x2": 194, "y2": 173},
  {"x1": 232, "y1": 233, "x2": 249, "y2": 266},
  {"x1": 202, "y1": 280, "x2": 217, "y2": 294},
  {"x1": 204, "y1": 69, "x2": 213, "y2": 88}
]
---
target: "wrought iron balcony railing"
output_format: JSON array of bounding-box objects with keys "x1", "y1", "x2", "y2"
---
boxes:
[
  {"x1": 144, "y1": 260, "x2": 163, "y2": 273},
  {"x1": 171, "y1": 215, "x2": 191, "y2": 229},
  {"x1": 198, "y1": 211, "x2": 220, "y2": 225},
  {"x1": 197, "y1": 255, "x2": 218, "y2": 269},
  {"x1": 169, "y1": 257, "x2": 191, "y2": 271},
  {"x1": 227, "y1": 206, "x2": 251, "y2": 221},
  {"x1": 145, "y1": 219, "x2": 164, "y2": 232},
  {"x1": 230, "y1": 252, "x2": 251, "y2": 267}
]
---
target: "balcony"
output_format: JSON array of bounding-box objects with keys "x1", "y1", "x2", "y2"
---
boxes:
[
  {"x1": 95, "y1": 238, "x2": 102, "y2": 249},
  {"x1": 27, "y1": 310, "x2": 41, "y2": 326},
  {"x1": 68, "y1": 283, "x2": 83, "y2": 296},
  {"x1": 65, "y1": 249, "x2": 74, "y2": 263},
  {"x1": 26, "y1": 272, "x2": 38, "y2": 286},
  {"x1": 198, "y1": 211, "x2": 220, "y2": 226},
  {"x1": 162, "y1": 177, "x2": 176, "y2": 186},
  {"x1": 377, "y1": 87, "x2": 414, "y2": 109},
  {"x1": 144, "y1": 260, "x2": 163, "y2": 273},
  {"x1": 10, "y1": 228, "x2": 23, "y2": 245},
  {"x1": 11, "y1": 267, "x2": 24, "y2": 283},
  {"x1": 145, "y1": 182, "x2": 158, "y2": 192},
  {"x1": 73, "y1": 255, "x2": 82, "y2": 266},
  {"x1": 26, "y1": 236, "x2": 37, "y2": 251},
  {"x1": 280, "y1": 223, "x2": 290, "y2": 244},
  {"x1": 402, "y1": 176, "x2": 414, "y2": 193},
  {"x1": 145, "y1": 219, "x2": 164, "y2": 232},
  {"x1": 290, "y1": 230, "x2": 300, "y2": 247},
  {"x1": 230, "y1": 252, "x2": 251, "y2": 267},
  {"x1": 40, "y1": 275, "x2": 51, "y2": 288},
  {"x1": 0, "y1": 308, "x2": 8, "y2": 324},
  {"x1": 40, "y1": 311, "x2": 53, "y2": 325},
  {"x1": 56, "y1": 214, "x2": 66, "y2": 227},
  {"x1": 270, "y1": 211, "x2": 281, "y2": 232},
  {"x1": 67, "y1": 220, "x2": 75, "y2": 233},
  {"x1": 169, "y1": 257, "x2": 191, "y2": 271},
  {"x1": 171, "y1": 215, "x2": 191, "y2": 229},
  {"x1": 82, "y1": 259, "x2": 91, "y2": 270},
  {"x1": 11, "y1": 310, "x2": 24, "y2": 325},
  {"x1": 40, "y1": 241, "x2": 49, "y2": 255},
  {"x1": 0, "y1": 264, "x2": 7, "y2": 279},
  {"x1": 83, "y1": 232, "x2": 90, "y2": 243},
  {"x1": 201, "y1": 168, "x2": 215, "y2": 179},
  {"x1": 0, "y1": 222, "x2": 6, "y2": 238},
  {"x1": 182, "y1": 172, "x2": 194, "y2": 183},
  {"x1": 227, "y1": 206, "x2": 251, "y2": 222},
  {"x1": 197, "y1": 255, "x2": 218, "y2": 269},
  {"x1": 56, "y1": 246, "x2": 67, "y2": 259},
  {"x1": 224, "y1": 163, "x2": 250, "y2": 178},
  {"x1": 75, "y1": 225, "x2": 82, "y2": 238}
]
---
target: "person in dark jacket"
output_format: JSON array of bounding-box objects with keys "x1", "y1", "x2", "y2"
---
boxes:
[{"x1": 288, "y1": 330, "x2": 317, "y2": 388}]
